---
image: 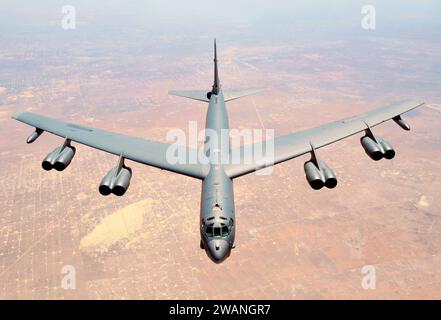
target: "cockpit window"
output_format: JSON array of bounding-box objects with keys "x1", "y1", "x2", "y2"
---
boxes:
[
  {"x1": 213, "y1": 227, "x2": 221, "y2": 237},
  {"x1": 205, "y1": 225, "x2": 214, "y2": 236},
  {"x1": 204, "y1": 220, "x2": 232, "y2": 238}
]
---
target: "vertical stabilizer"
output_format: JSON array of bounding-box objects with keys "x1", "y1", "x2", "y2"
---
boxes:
[
  {"x1": 212, "y1": 39, "x2": 220, "y2": 95},
  {"x1": 169, "y1": 40, "x2": 263, "y2": 103}
]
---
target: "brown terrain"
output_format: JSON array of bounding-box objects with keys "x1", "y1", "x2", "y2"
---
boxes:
[{"x1": 0, "y1": 4, "x2": 441, "y2": 299}]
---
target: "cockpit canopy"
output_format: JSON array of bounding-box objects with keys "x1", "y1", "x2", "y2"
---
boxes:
[
  {"x1": 205, "y1": 223, "x2": 229, "y2": 237},
  {"x1": 202, "y1": 218, "x2": 234, "y2": 238}
]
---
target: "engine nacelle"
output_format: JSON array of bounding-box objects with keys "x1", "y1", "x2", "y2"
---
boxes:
[
  {"x1": 322, "y1": 164, "x2": 337, "y2": 189},
  {"x1": 304, "y1": 161, "x2": 324, "y2": 190},
  {"x1": 42, "y1": 147, "x2": 62, "y2": 171},
  {"x1": 99, "y1": 166, "x2": 132, "y2": 197},
  {"x1": 379, "y1": 139, "x2": 395, "y2": 160},
  {"x1": 53, "y1": 146, "x2": 76, "y2": 171},
  {"x1": 361, "y1": 136, "x2": 383, "y2": 161},
  {"x1": 304, "y1": 160, "x2": 337, "y2": 190},
  {"x1": 98, "y1": 167, "x2": 116, "y2": 196},
  {"x1": 113, "y1": 167, "x2": 132, "y2": 196},
  {"x1": 42, "y1": 145, "x2": 76, "y2": 171},
  {"x1": 360, "y1": 136, "x2": 395, "y2": 161}
]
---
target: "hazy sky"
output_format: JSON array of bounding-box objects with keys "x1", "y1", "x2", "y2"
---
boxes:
[
  {"x1": 1, "y1": 0, "x2": 440, "y2": 41},
  {"x1": 0, "y1": 0, "x2": 440, "y2": 97}
]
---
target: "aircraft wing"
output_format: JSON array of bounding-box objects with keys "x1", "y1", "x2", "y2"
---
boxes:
[
  {"x1": 224, "y1": 99, "x2": 425, "y2": 179},
  {"x1": 12, "y1": 111, "x2": 209, "y2": 179}
]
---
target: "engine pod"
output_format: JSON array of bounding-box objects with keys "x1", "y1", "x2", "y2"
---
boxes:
[
  {"x1": 379, "y1": 140, "x2": 395, "y2": 160},
  {"x1": 112, "y1": 167, "x2": 132, "y2": 196},
  {"x1": 53, "y1": 146, "x2": 76, "y2": 171},
  {"x1": 42, "y1": 146, "x2": 63, "y2": 171},
  {"x1": 99, "y1": 167, "x2": 118, "y2": 196},
  {"x1": 304, "y1": 161, "x2": 325, "y2": 190},
  {"x1": 321, "y1": 163, "x2": 337, "y2": 189},
  {"x1": 360, "y1": 136, "x2": 383, "y2": 161}
]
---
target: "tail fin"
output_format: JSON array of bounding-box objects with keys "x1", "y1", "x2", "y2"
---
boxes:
[
  {"x1": 212, "y1": 38, "x2": 220, "y2": 95},
  {"x1": 169, "y1": 39, "x2": 264, "y2": 103},
  {"x1": 169, "y1": 88, "x2": 264, "y2": 103},
  {"x1": 168, "y1": 39, "x2": 219, "y2": 103},
  {"x1": 211, "y1": 39, "x2": 264, "y2": 102}
]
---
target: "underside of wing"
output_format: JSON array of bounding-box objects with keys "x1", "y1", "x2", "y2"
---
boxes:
[
  {"x1": 12, "y1": 112, "x2": 209, "y2": 180},
  {"x1": 224, "y1": 99, "x2": 425, "y2": 179}
]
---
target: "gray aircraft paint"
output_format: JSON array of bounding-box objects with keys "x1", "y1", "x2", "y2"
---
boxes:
[
  {"x1": 12, "y1": 40, "x2": 425, "y2": 264},
  {"x1": 200, "y1": 91, "x2": 236, "y2": 262},
  {"x1": 199, "y1": 41, "x2": 235, "y2": 262}
]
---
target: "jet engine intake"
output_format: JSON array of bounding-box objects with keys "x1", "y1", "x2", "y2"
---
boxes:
[
  {"x1": 304, "y1": 160, "x2": 337, "y2": 190},
  {"x1": 112, "y1": 167, "x2": 132, "y2": 196},
  {"x1": 53, "y1": 146, "x2": 76, "y2": 171},
  {"x1": 304, "y1": 161, "x2": 324, "y2": 190},
  {"x1": 322, "y1": 164, "x2": 337, "y2": 189},
  {"x1": 379, "y1": 139, "x2": 395, "y2": 160},
  {"x1": 99, "y1": 166, "x2": 132, "y2": 197},
  {"x1": 360, "y1": 136, "x2": 395, "y2": 161},
  {"x1": 98, "y1": 167, "x2": 116, "y2": 196},
  {"x1": 42, "y1": 145, "x2": 76, "y2": 171}
]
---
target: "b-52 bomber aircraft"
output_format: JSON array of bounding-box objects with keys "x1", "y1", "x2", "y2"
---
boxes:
[{"x1": 13, "y1": 40, "x2": 424, "y2": 263}]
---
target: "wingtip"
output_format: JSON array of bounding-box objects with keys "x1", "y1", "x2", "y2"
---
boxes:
[
  {"x1": 11, "y1": 111, "x2": 25, "y2": 120},
  {"x1": 411, "y1": 99, "x2": 426, "y2": 107},
  {"x1": 168, "y1": 90, "x2": 180, "y2": 98},
  {"x1": 249, "y1": 87, "x2": 266, "y2": 94},
  {"x1": 400, "y1": 98, "x2": 425, "y2": 107}
]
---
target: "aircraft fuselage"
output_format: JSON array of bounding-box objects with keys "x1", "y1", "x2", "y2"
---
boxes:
[{"x1": 200, "y1": 90, "x2": 235, "y2": 263}]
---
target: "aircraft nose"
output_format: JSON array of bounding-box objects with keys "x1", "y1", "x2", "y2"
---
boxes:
[{"x1": 206, "y1": 239, "x2": 230, "y2": 263}]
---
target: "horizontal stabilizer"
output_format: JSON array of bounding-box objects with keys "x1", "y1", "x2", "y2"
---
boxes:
[
  {"x1": 223, "y1": 88, "x2": 264, "y2": 102},
  {"x1": 169, "y1": 90, "x2": 209, "y2": 102}
]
